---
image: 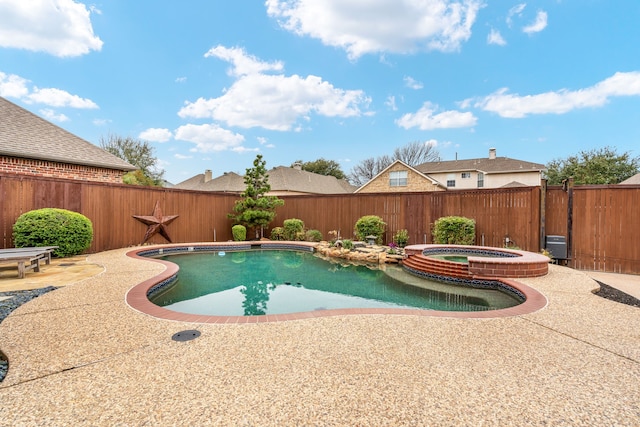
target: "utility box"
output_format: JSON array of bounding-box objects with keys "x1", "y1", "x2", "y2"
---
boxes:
[{"x1": 546, "y1": 235, "x2": 567, "y2": 259}]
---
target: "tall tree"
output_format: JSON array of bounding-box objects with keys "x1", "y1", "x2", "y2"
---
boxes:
[
  {"x1": 100, "y1": 134, "x2": 165, "y2": 186},
  {"x1": 229, "y1": 154, "x2": 284, "y2": 238},
  {"x1": 393, "y1": 140, "x2": 441, "y2": 165},
  {"x1": 349, "y1": 141, "x2": 440, "y2": 186},
  {"x1": 292, "y1": 158, "x2": 347, "y2": 180},
  {"x1": 545, "y1": 147, "x2": 640, "y2": 185}
]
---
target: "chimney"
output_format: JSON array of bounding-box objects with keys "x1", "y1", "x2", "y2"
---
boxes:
[
  {"x1": 489, "y1": 148, "x2": 496, "y2": 160},
  {"x1": 292, "y1": 161, "x2": 302, "y2": 170},
  {"x1": 204, "y1": 169, "x2": 212, "y2": 182}
]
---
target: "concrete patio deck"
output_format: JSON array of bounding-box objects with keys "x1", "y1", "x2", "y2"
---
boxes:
[{"x1": 0, "y1": 246, "x2": 638, "y2": 425}]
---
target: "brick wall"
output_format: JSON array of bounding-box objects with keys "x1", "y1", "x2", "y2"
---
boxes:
[
  {"x1": 357, "y1": 162, "x2": 444, "y2": 193},
  {"x1": 0, "y1": 156, "x2": 125, "y2": 183}
]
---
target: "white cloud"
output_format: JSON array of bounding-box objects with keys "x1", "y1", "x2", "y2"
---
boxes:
[
  {"x1": 385, "y1": 95, "x2": 397, "y2": 111},
  {"x1": 179, "y1": 73, "x2": 370, "y2": 131},
  {"x1": 523, "y1": 10, "x2": 548, "y2": 34},
  {"x1": 487, "y1": 28, "x2": 506, "y2": 46},
  {"x1": 0, "y1": 72, "x2": 29, "y2": 98},
  {"x1": 26, "y1": 87, "x2": 98, "y2": 109},
  {"x1": 205, "y1": 45, "x2": 284, "y2": 77},
  {"x1": 174, "y1": 123, "x2": 246, "y2": 153},
  {"x1": 139, "y1": 128, "x2": 173, "y2": 142},
  {"x1": 266, "y1": 0, "x2": 483, "y2": 59},
  {"x1": 0, "y1": 0, "x2": 103, "y2": 57},
  {"x1": 39, "y1": 108, "x2": 69, "y2": 122},
  {"x1": 175, "y1": 77, "x2": 187, "y2": 83},
  {"x1": 396, "y1": 102, "x2": 477, "y2": 130},
  {"x1": 231, "y1": 146, "x2": 260, "y2": 153},
  {"x1": 424, "y1": 139, "x2": 438, "y2": 148},
  {"x1": 174, "y1": 153, "x2": 193, "y2": 159},
  {"x1": 93, "y1": 118, "x2": 111, "y2": 126},
  {"x1": 257, "y1": 137, "x2": 275, "y2": 148},
  {"x1": 474, "y1": 71, "x2": 640, "y2": 118},
  {"x1": 506, "y1": 3, "x2": 526, "y2": 27},
  {"x1": 404, "y1": 76, "x2": 423, "y2": 90}
]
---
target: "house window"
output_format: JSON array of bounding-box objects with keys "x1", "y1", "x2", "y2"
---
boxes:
[
  {"x1": 447, "y1": 180, "x2": 456, "y2": 187},
  {"x1": 477, "y1": 172, "x2": 484, "y2": 188},
  {"x1": 389, "y1": 170, "x2": 408, "y2": 187},
  {"x1": 461, "y1": 172, "x2": 471, "y2": 179}
]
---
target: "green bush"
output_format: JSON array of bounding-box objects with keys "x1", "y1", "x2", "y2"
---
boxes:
[
  {"x1": 232, "y1": 224, "x2": 246, "y2": 241},
  {"x1": 342, "y1": 239, "x2": 353, "y2": 250},
  {"x1": 354, "y1": 215, "x2": 386, "y2": 244},
  {"x1": 432, "y1": 216, "x2": 476, "y2": 245},
  {"x1": 12, "y1": 208, "x2": 93, "y2": 257},
  {"x1": 393, "y1": 229, "x2": 409, "y2": 247},
  {"x1": 305, "y1": 229, "x2": 323, "y2": 242},
  {"x1": 283, "y1": 218, "x2": 305, "y2": 240},
  {"x1": 270, "y1": 227, "x2": 285, "y2": 240}
]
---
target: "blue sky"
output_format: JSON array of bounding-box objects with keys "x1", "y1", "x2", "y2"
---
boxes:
[{"x1": 1, "y1": 1, "x2": 639, "y2": 184}]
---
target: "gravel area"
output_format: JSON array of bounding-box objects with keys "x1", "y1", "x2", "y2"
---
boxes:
[{"x1": 594, "y1": 281, "x2": 640, "y2": 307}]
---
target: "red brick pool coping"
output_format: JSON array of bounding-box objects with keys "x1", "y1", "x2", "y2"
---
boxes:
[{"x1": 125, "y1": 243, "x2": 548, "y2": 323}]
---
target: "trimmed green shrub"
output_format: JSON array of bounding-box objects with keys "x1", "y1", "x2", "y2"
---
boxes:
[
  {"x1": 12, "y1": 208, "x2": 93, "y2": 257},
  {"x1": 283, "y1": 218, "x2": 304, "y2": 240},
  {"x1": 342, "y1": 239, "x2": 353, "y2": 250},
  {"x1": 432, "y1": 216, "x2": 476, "y2": 245},
  {"x1": 354, "y1": 215, "x2": 386, "y2": 244},
  {"x1": 270, "y1": 227, "x2": 285, "y2": 240},
  {"x1": 393, "y1": 229, "x2": 409, "y2": 247},
  {"x1": 305, "y1": 229, "x2": 323, "y2": 242},
  {"x1": 232, "y1": 224, "x2": 246, "y2": 241}
]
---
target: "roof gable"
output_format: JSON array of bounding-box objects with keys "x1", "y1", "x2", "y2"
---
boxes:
[
  {"x1": 0, "y1": 96, "x2": 135, "y2": 171},
  {"x1": 355, "y1": 159, "x2": 444, "y2": 193}
]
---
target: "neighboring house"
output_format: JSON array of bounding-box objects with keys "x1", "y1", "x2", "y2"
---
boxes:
[
  {"x1": 415, "y1": 148, "x2": 545, "y2": 190},
  {"x1": 174, "y1": 170, "x2": 246, "y2": 192},
  {"x1": 0, "y1": 96, "x2": 135, "y2": 183},
  {"x1": 620, "y1": 173, "x2": 640, "y2": 185},
  {"x1": 174, "y1": 164, "x2": 356, "y2": 195},
  {"x1": 354, "y1": 160, "x2": 446, "y2": 193}
]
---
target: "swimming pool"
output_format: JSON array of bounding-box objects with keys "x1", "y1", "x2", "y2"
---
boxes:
[
  {"x1": 146, "y1": 249, "x2": 522, "y2": 316},
  {"x1": 126, "y1": 241, "x2": 546, "y2": 323}
]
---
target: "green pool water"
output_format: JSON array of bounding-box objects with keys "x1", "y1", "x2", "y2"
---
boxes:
[
  {"x1": 428, "y1": 254, "x2": 470, "y2": 263},
  {"x1": 149, "y1": 250, "x2": 520, "y2": 316}
]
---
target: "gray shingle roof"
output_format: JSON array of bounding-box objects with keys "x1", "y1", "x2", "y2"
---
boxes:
[
  {"x1": 174, "y1": 167, "x2": 356, "y2": 194},
  {"x1": 0, "y1": 96, "x2": 135, "y2": 171},
  {"x1": 174, "y1": 171, "x2": 246, "y2": 192},
  {"x1": 620, "y1": 173, "x2": 640, "y2": 184},
  {"x1": 415, "y1": 156, "x2": 545, "y2": 174},
  {"x1": 267, "y1": 166, "x2": 356, "y2": 194}
]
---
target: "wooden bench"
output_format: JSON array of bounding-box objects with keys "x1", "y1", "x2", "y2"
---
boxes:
[{"x1": 0, "y1": 246, "x2": 59, "y2": 279}]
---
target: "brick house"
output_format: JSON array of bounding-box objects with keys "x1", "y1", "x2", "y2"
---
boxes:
[
  {"x1": 356, "y1": 149, "x2": 545, "y2": 193},
  {"x1": 0, "y1": 96, "x2": 135, "y2": 183},
  {"x1": 354, "y1": 160, "x2": 446, "y2": 193}
]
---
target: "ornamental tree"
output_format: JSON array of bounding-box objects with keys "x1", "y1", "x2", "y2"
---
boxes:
[
  {"x1": 229, "y1": 155, "x2": 284, "y2": 239},
  {"x1": 545, "y1": 146, "x2": 640, "y2": 185}
]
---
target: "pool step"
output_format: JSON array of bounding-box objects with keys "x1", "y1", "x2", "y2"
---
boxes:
[{"x1": 401, "y1": 254, "x2": 471, "y2": 279}]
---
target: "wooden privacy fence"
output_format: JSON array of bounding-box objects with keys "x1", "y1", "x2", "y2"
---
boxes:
[{"x1": 1, "y1": 173, "x2": 639, "y2": 274}]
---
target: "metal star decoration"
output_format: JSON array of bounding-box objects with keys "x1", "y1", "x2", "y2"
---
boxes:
[{"x1": 132, "y1": 201, "x2": 179, "y2": 245}]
